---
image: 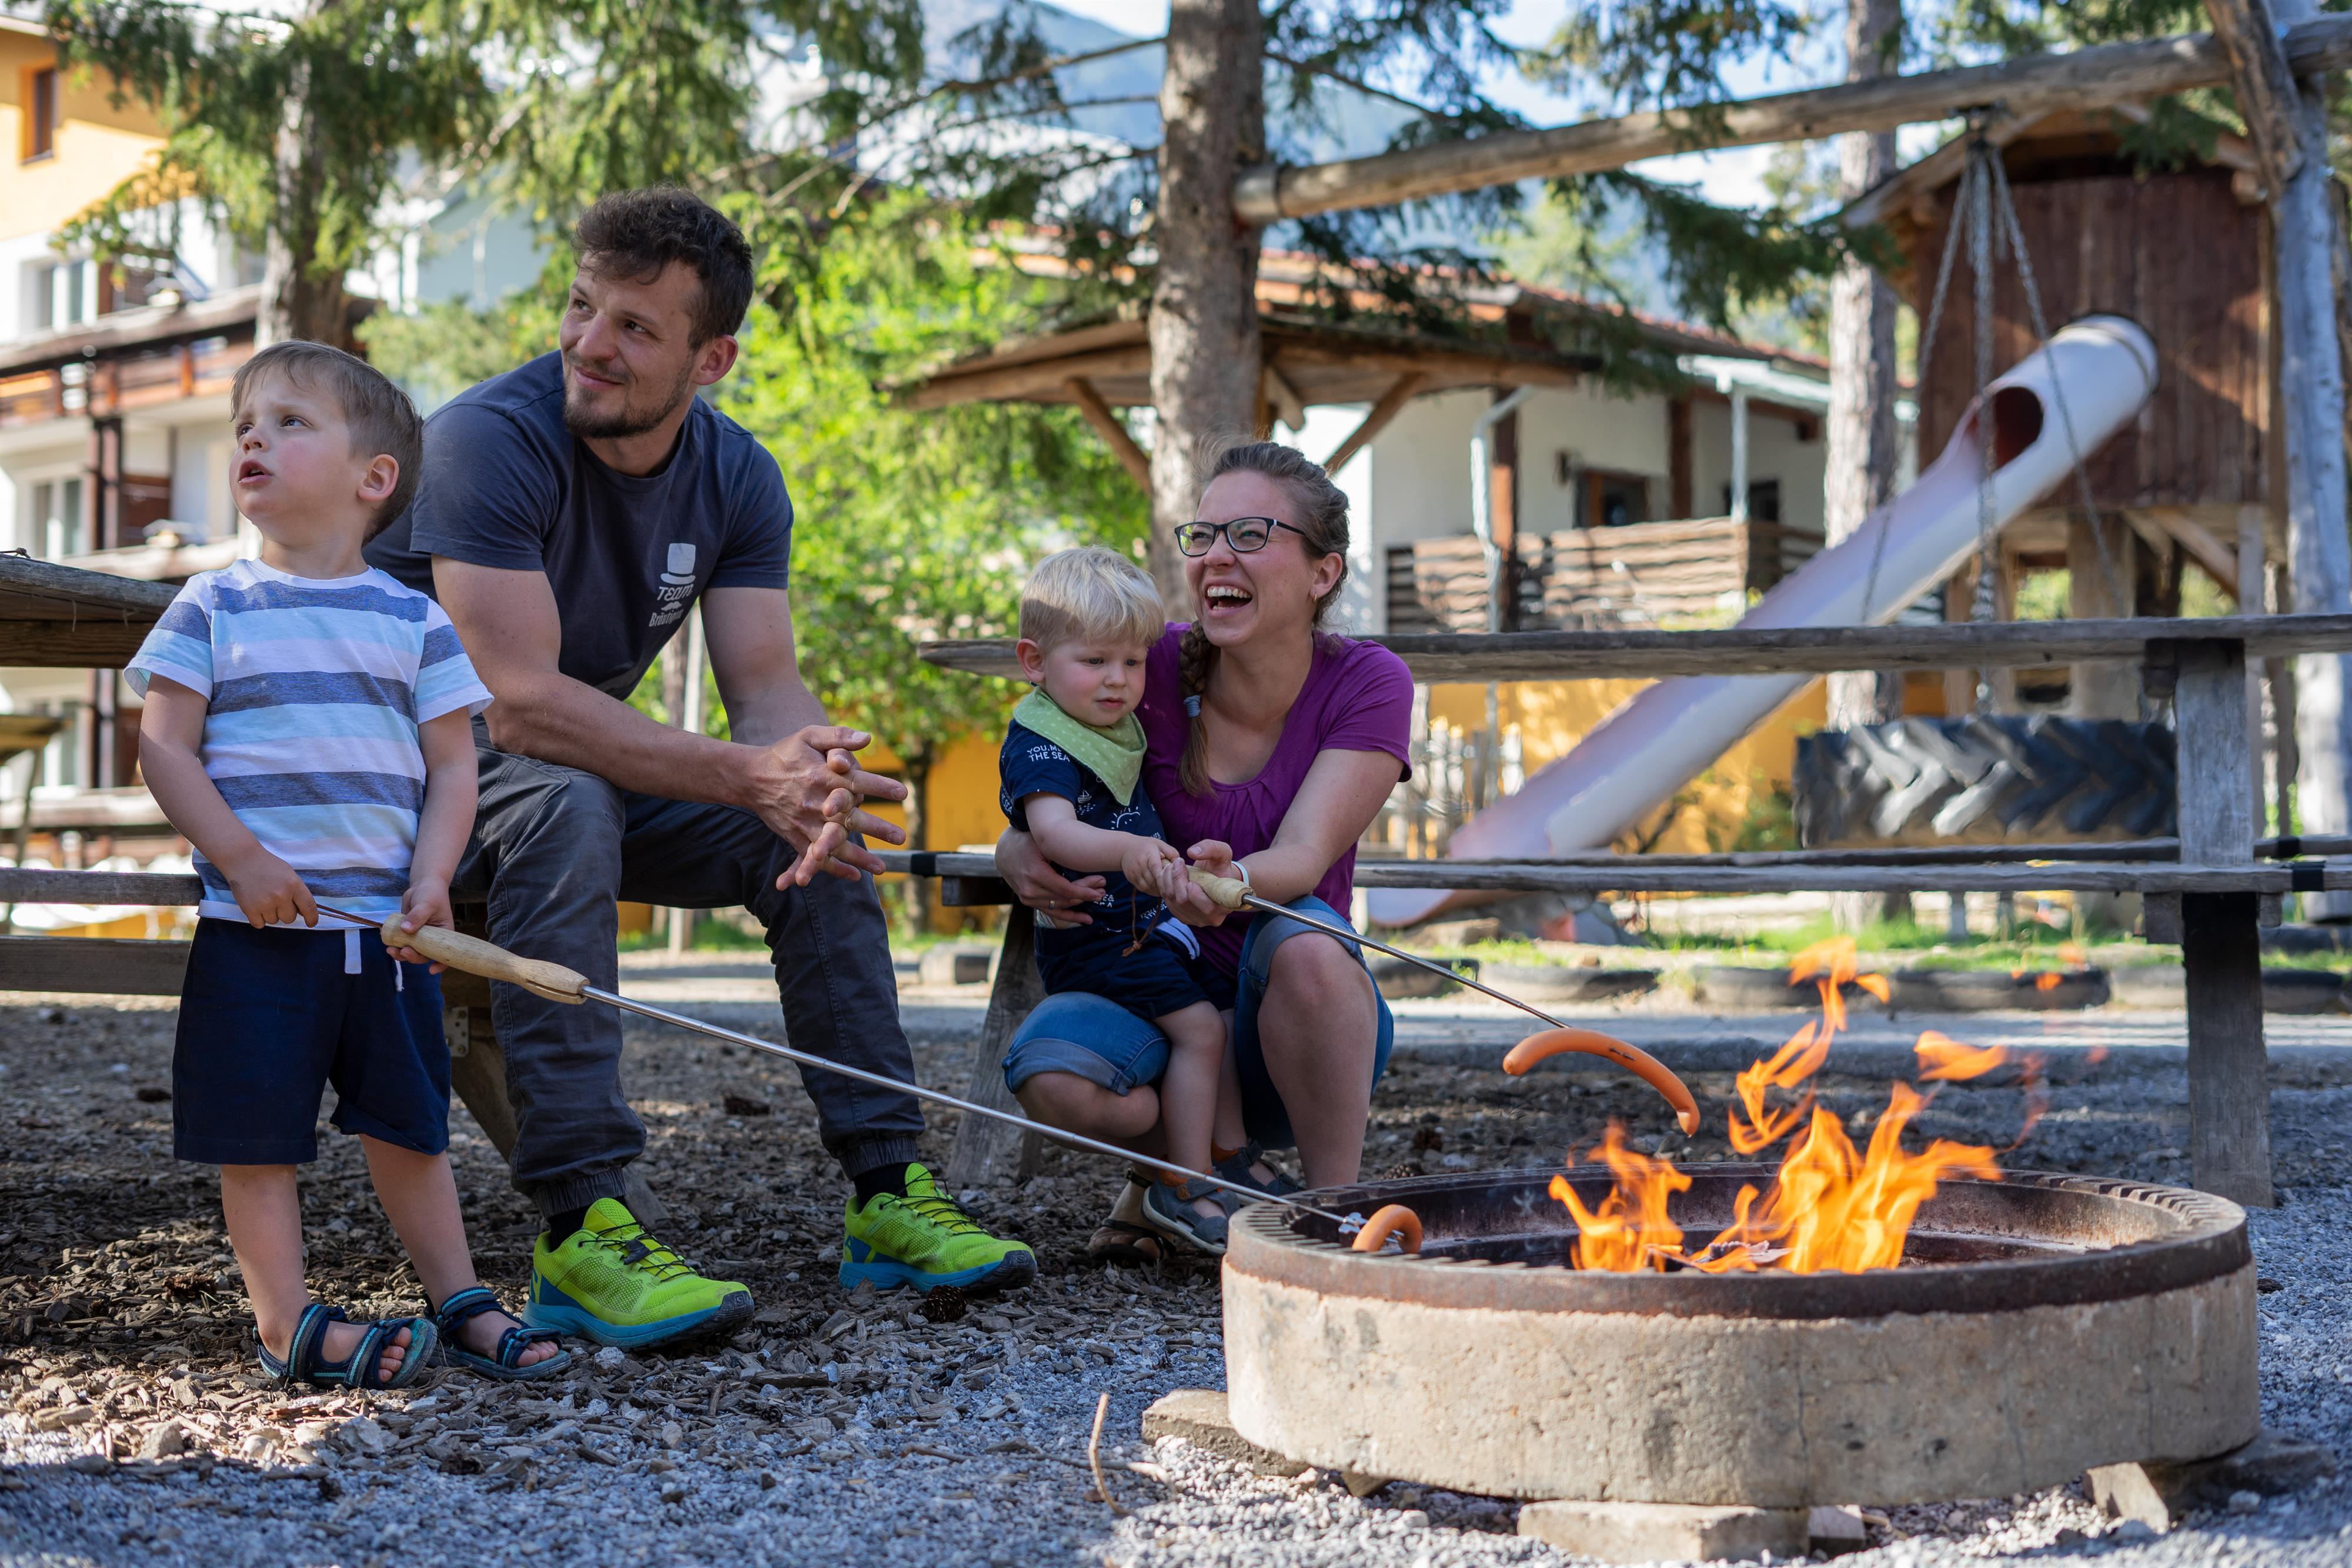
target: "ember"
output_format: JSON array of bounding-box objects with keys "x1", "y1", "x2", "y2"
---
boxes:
[{"x1": 1554, "y1": 937, "x2": 2039, "y2": 1274}]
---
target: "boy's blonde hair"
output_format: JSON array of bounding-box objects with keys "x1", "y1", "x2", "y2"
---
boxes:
[{"x1": 1019, "y1": 546, "x2": 1165, "y2": 653}]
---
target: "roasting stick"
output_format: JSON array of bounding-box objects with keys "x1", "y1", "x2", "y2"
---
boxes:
[
  {"x1": 313, "y1": 904, "x2": 1380, "y2": 1236},
  {"x1": 1181, "y1": 868, "x2": 1702, "y2": 1135}
]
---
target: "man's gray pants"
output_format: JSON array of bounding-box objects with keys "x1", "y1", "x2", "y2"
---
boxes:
[{"x1": 456, "y1": 740, "x2": 925, "y2": 1219}]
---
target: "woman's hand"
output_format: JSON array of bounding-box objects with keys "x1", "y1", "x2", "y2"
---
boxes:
[
  {"x1": 1159, "y1": 838, "x2": 1236, "y2": 928},
  {"x1": 994, "y1": 829, "x2": 1107, "y2": 928}
]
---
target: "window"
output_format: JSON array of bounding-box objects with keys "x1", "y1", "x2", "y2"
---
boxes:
[
  {"x1": 23, "y1": 66, "x2": 55, "y2": 161},
  {"x1": 1721, "y1": 479, "x2": 1782, "y2": 524},
  {"x1": 30, "y1": 477, "x2": 84, "y2": 559},
  {"x1": 42, "y1": 259, "x2": 96, "y2": 330},
  {"x1": 1583, "y1": 470, "x2": 1649, "y2": 529}
]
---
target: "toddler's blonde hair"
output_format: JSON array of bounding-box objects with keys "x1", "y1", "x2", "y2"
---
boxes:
[{"x1": 1019, "y1": 546, "x2": 1165, "y2": 653}]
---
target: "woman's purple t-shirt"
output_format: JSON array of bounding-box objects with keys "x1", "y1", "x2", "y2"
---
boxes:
[{"x1": 1137, "y1": 624, "x2": 1414, "y2": 976}]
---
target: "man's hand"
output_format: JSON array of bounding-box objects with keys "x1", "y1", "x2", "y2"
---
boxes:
[
  {"x1": 745, "y1": 725, "x2": 909, "y2": 887},
  {"x1": 223, "y1": 849, "x2": 318, "y2": 930},
  {"x1": 994, "y1": 830, "x2": 1107, "y2": 927},
  {"x1": 388, "y1": 878, "x2": 455, "y2": 972}
]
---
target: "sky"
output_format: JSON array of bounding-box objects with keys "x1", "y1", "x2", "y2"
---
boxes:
[{"x1": 1041, "y1": 0, "x2": 1854, "y2": 210}]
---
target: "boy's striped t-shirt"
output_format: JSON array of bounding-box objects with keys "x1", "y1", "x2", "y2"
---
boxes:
[{"x1": 126, "y1": 558, "x2": 493, "y2": 928}]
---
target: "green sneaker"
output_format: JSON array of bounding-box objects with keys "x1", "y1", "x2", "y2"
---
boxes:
[
  {"x1": 524, "y1": 1198, "x2": 753, "y2": 1349},
  {"x1": 840, "y1": 1164, "x2": 1037, "y2": 1293}
]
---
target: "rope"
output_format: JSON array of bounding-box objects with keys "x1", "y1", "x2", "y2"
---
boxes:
[{"x1": 1859, "y1": 121, "x2": 1979, "y2": 627}]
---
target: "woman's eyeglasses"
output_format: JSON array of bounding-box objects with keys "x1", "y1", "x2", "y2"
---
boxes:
[{"x1": 1172, "y1": 517, "x2": 1307, "y2": 556}]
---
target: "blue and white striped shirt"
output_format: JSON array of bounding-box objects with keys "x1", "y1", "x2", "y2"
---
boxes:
[{"x1": 127, "y1": 559, "x2": 493, "y2": 928}]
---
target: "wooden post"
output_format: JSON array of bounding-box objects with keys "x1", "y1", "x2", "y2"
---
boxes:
[
  {"x1": 944, "y1": 912, "x2": 1046, "y2": 1189},
  {"x1": 1667, "y1": 394, "x2": 1694, "y2": 520},
  {"x1": 2171, "y1": 637, "x2": 2274, "y2": 1207},
  {"x1": 1146, "y1": 0, "x2": 1265, "y2": 605},
  {"x1": 2207, "y1": 0, "x2": 2352, "y2": 918}
]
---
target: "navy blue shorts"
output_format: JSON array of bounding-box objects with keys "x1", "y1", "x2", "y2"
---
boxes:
[
  {"x1": 1036, "y1": 927, "x2": 1231, "y2": 1023},
  {"x1": 173, "y1": 918, "x2": 450, "y2": 1166},
  {"x1": 1004, "y1": 895, "x2": 1393, "y2": 1151}
]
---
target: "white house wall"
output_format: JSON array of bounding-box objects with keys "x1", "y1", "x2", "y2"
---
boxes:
[{"x1": 1514, "y1": 383, "x2": 1673, "y2": 536}]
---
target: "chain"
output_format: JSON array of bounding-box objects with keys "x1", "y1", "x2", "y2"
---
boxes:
[{"x1": 1987, "y1": 151, "x2": 2127, "y2": 617}]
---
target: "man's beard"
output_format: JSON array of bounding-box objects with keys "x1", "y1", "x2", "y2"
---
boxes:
[{"x1": 562, "y1": 355, "x2": 699, "y2": 440}]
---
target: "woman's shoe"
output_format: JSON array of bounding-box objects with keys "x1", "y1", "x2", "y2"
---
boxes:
[
  {"x1": 1083, "y1": 1169, "x2": 1165, "y2": 1265},
  {"x1": 1211, "y1": 1142, "x2": 1301, "y2": 1213},
  {"x1": 1138, "y1": 1178, "x2": 1230, "y2": 1255}
]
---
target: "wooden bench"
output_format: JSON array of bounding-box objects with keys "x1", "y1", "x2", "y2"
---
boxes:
[{"x1": 913, "y1": 613, "x2": 2352, "y2": 1209}]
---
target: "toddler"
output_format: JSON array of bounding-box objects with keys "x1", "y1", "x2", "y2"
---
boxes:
[
  {"x1": 998, "y1": 547, "x2": 1241, "y2": 1252},
  {"x1": 129, "y1": 341, "x2": 566, "y2": 1388}
]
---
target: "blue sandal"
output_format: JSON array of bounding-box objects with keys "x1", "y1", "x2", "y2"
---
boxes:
[
  {"x1": 257, "y1": 1302, "x2": 437, "y2": 1390},
  {"x1": 430, "y1": 1285, "x2": 571, "y2": 1382}
]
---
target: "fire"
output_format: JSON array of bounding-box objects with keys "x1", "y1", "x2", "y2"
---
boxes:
[
  {"x1": 1553, "y1": 944, "x2": 2032, "y2": 1274},
  {"x1": 1549, "y1": 1125, "x2": 1689, "y2": 1272}
]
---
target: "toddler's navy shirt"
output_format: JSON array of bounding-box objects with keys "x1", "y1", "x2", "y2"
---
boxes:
[{"x1": 998, "y1": 719, "x2": 1184, "y2": 969}]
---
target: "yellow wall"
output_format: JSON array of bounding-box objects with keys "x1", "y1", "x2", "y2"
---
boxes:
[
  {"x1": 860, "y1": 731, "x2": 1011, "y2": 932},
  {"x1": 0, "y1": 35, "x2": 166, "y2": 243},
  {"x1": 1428, "y1": 677, "x2": 1829, "y2": 855}
]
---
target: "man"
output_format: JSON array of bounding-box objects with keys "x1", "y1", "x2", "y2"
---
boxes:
[{"x1": 369, "y1": 188, "x2": 1033, "y2": 1349}]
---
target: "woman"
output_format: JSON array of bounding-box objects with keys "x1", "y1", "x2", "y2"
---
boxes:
[{"x1": 994, "y1": 440, "x2": 1412, "y2": 1260}]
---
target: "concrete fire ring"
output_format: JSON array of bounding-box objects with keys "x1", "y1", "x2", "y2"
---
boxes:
[{"x1": 1223, "y1": 1168, "x2": 2258, "y2": 1506}]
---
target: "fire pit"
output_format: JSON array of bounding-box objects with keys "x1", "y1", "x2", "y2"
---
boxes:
[{"x1": 1222, "y1": 1166, "x2": 2256, "y2": 1507}]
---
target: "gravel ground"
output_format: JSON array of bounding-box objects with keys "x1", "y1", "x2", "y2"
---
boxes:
[{"x1": 0, "y1": 991, "x2": 2345, "y2": 1568}]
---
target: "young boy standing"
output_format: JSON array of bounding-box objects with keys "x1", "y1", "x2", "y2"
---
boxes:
[
  {"x1": 999, "y1": 547, "x2": 1241, "y2": 1253},
  {"x1": 129, "y1": 342, "x2": 565, "y2": 1387}
]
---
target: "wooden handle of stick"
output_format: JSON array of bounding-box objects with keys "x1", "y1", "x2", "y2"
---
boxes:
[
  {"x1": 376, "y1": 918, "x2": 589, "y2": 1004},
  {"x1": 1187, "y1": 865, "x2": 1251, "y2": 911}
]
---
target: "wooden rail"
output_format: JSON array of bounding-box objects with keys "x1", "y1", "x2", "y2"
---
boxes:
[{"x1": 921, "y1": 611, "x2": 2352, "y2": 684}]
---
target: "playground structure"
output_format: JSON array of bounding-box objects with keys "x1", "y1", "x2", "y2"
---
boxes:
[{"x1": 1369, "y1": 316, "x2": 2160, "y2": 928}]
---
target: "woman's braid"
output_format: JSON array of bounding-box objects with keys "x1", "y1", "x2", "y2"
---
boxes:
[{"x1": 1177, "y1": 623, "x2": 1221, "y2": 797}]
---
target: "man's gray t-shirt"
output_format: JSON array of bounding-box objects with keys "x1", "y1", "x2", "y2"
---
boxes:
[{"x1": 367, "y1": 352, "x2": 793, "y2": 698}]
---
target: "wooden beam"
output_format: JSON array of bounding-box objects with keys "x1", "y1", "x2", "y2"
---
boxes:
[
  {"x1": 0, "y1": 936, "x2": 189, "y2": 995},
  {"x1": 2130, "y1": 510, "x2": 2241, "y2": 599},
  {"x1": 899, "y1": 345, "x2": 1153, "y2": 409},
  {"x1": 944, "y1": 912, "x2": 1044, "y2": 1189},
  {"x1": 1324, "y1": 372, "x2": 1425, "y2": 473},
  {"x1": 2201, "y1": 0, "x2": 2307, "y2": 192},
  {"x1": 0, "y1": 868, "x2": 203, "y2": 905},
  {"x1": 1231, "y1": 14, "x2": 2352, "y2": 223},
  {"x1": 1063, "y1": 377, "x2": 1151, "y2": 490},
  {"x1": 923, "y1": 611, "x2": 2352, "y2": 685},
  {"x1": 1260, "y1": 360, "x2": 1308, "y2": 432}
]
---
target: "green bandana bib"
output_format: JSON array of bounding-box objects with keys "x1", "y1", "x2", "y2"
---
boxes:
[{"x1": 1013, "y1": 690, "x2": 1146, "y2": 807}]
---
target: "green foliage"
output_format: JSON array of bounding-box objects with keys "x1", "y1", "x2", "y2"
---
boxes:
[
  {"x1": 720, "y1": 196, "x2": 1145, "y2": 784},
  {"x1": 360, "y1": 288, "x2": 561, "y2": 408},
  {"x1": 46, "y1": 0, "x2": 482, "y2": 283}
]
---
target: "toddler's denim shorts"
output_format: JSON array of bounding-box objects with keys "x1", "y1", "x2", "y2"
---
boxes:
[
  {"x1": 173, "y1": 918, "x2": 449, "y2": 1165},
  {"x1": 1002, "y1": 895, "x2": 1395, "y2": 1151}
]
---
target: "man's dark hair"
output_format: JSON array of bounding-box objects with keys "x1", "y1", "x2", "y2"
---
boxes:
[
  {"x1": 231, "y1": 341, "x2": 424, "y2": 536},
  {"x1": 574, "y1": 188, "x2": 754, "y2": 345}
]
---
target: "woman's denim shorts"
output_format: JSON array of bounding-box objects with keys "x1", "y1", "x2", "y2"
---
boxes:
[{"x1": 1001, "y1": 894, "x2": 1395, "y2": 1151}]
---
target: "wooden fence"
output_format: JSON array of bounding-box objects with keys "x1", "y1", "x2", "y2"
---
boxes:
[{"x1": 1386, "y1": 515, "x2": 1826, "y2": 633}]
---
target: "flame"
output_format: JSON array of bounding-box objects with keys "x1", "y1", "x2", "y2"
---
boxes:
[
  {"x1": 1551, "y1": 1125, "x2": 1689, "y2": 1272},
  {"x1": 1913, "y1": 1031, "x2": 2009, "y2": 1082},
  {"x1": 1551, "y1": 950, "x2": 2021, "y2": 1275},
  {"x1": 1728, "y1": 1020, "x2": 1828, "y2": 1153}
]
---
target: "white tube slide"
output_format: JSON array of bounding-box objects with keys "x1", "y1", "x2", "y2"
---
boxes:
[{"x1": 1370, "y1": 315, "x2": 2159, "y2": 928}]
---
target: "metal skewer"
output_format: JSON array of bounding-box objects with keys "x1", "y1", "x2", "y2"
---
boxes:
[{"x1": 323, "y1": 905, "x2": 1362, "y2": 1232}]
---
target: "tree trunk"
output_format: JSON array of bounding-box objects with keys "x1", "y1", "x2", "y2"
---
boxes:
[
  {"x1": 256, "y1": 6, "x2": 348, "y2": 347},
  {"x1": 1147, "y1": 0, "x2": 1265, "y2": 604},
  {"x1": 2214, "y1": 0, "x2": 2352, "y2": 917},
  {"x1": 1826, "y1": 0, "x2": 1907, "y2": 934}
]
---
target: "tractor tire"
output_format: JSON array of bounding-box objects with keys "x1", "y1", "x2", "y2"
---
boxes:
[
  {"x1": 1793, "y1": 716, "x2": 2176, "y2": 849},
  {"x1": 1481, "y1": 964, "x2": 1659, "y2": 1004}
]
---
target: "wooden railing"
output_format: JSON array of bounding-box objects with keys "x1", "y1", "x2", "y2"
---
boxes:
[{"x1": 1385, "y1": 515, "x2": 1825, "y2": 633}]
